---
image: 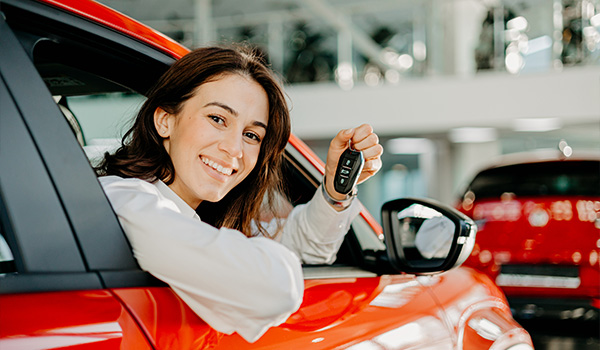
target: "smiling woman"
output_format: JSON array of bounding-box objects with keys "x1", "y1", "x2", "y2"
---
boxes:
[
  {"x1": 97, "y1": 46, "x2": 293, "y2": 237},
  {"x1": 94, "y1": 45, "x2": 383, "y2": 342}
]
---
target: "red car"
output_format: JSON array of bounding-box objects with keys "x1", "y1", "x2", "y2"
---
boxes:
[
  {"x1": 0, "y1": 0, "x2": 532, "y2": 349},
  {"x1": 457, "y1": 150, "x2": 600, "y2": 321}
]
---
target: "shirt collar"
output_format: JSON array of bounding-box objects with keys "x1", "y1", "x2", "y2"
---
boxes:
[{"x1": 154, "y1": 180, "x2": 200, "y2": 220}]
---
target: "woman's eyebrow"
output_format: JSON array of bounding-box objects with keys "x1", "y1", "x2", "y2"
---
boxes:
[
  {"x1": 253, "y1": 120, "x2": 268, "y2": 131},
  {"x1": 204, "y1": 101, "x2": 238, "y2": 116}
]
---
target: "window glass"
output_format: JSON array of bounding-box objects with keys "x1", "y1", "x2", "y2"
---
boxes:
[
  {"x1": 0, "y1": 234, "x2": 14, "y2": 262},
  {"x1": 65, "y1": 93, "x2": 145, "y2": 166},
  {"x1": 352, "y1": 216, "x2": 385, "y2": 251},
  {"x1": 0, "y1": 224, "x2": 16, "y2": 274},
  {"x1": 468, "y1": 161, "x2": 600, "y2": 199}
]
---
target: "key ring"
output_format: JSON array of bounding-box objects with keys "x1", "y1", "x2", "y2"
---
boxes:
[{"x1": 348, "y1": 140, "x2": 358, "y2": 152}]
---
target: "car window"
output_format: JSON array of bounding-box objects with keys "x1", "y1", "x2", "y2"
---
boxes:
[
  {"x1": 65, "y1": 94, "x2": 382, "y2": 267},
  {"x1": 62, "y1": 96, "x2": 383, "y2": 267},
  {"x1": 0, "y1": 232, "x2": 15, "y2": 274},
  {"x1": 0, "y1": 199, "x2": 16, "y2": 274},
  {"x1": 352, "y1": 214, "x2": 385, "y2": 251},
  {"x1": 467, "y1": 161, "x2": 600, "y2": 199},
  {"x1": 64, "y1": 93, "x2": 144, "y2": 166}
]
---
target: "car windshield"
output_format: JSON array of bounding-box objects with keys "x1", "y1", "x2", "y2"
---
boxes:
[{"x1": 467, "y1": 160, "x2": 600, "y2": 199}]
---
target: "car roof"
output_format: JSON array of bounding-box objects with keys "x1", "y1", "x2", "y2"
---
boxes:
[{"x1": 477, "y1": 148, "x2": 600, "y2": 172}]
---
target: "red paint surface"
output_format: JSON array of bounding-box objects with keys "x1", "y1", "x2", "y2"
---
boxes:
[
  {"x1": 0, "y1": 290, "x2": 152, "y2": 349},
  {"x1": 459, "y1": 196, "x2": 600, "y2": 299}
]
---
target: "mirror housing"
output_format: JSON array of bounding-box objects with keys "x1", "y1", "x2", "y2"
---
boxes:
[{"x1": 379, "y1": 197, "x2": 477, "y2": 275}]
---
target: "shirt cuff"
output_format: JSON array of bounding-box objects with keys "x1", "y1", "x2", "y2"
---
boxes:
[{"x1": 302, "y1": 185, "x2": 361, "y2": 244}]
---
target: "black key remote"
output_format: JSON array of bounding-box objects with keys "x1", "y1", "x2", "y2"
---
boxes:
[{"x1": 334, "y1": 148, "x2": 364, "y2": 195}]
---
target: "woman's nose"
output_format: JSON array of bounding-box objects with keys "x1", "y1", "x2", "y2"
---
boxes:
[{"x1": 218, "y1": 133, "x2": 243, "y2": 158}]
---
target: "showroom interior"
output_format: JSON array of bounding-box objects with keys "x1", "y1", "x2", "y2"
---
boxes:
[
  {"x1": 1, "y1": 0, "x2": 599, "y2": 349},
  {"x1": 74, "y1": 0, "x2": 600, "y2": 221},
  {"x1": 3, "y1": 0, "x2": 594, "y2": 348}
]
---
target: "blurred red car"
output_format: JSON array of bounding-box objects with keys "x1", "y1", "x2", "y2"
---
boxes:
[
  {"x1": 0, "y1": 0, "x2": 533, "y2": 349},
  {"x1": 457, "y1": 150, "x2": 600, "y2": 321}
]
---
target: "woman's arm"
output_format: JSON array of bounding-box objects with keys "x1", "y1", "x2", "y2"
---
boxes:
[
  {"x1": 274, "y1": 124, "x2": 382, "y2": 264},
  {"x1": 271, "y1": 184, "x2": 361, "y2": 264},
  {"x1": 100, "y1": 176, "x2": 303, "y2": 343}
]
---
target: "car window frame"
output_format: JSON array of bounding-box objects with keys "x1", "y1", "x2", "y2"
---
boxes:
[{"x1": 0, "y1": 33, "x2": 103, "y2": 293}]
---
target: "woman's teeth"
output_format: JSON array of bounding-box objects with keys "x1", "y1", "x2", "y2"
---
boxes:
[{"x1": 202, "y1": 157, "x2": 233, "y2": 175}]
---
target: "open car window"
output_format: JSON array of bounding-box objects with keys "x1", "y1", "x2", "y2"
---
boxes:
[
  {"x1": 59, "y1": 94, "x2": 385, "y2": 268},
  {"x1": 12, "y1": 3, "x2": 384, "y2": 274},
  {"x1": 60, "y1": 92, "x2": 144, "y2": 166}
]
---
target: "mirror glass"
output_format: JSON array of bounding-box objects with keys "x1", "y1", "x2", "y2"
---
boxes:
[{"x1": 395, "y1": 204, "x2": 456, "y2": 268}]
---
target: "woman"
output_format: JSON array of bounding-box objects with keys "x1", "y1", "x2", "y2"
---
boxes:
[{"x1": 97, "y1": 46, "x2": 383, "y2": 342}]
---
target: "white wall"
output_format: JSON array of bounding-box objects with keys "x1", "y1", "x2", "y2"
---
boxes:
[{"x1": 287, "y1": 66, "x2": 600, "y2": 138}]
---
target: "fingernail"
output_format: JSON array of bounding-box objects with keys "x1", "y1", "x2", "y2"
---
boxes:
[{"x1": 344, "y1": 128, "x2": 353, "y2": 135}]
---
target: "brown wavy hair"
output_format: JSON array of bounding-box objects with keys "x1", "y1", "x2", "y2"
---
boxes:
[{"x1": 96, "y1": 46, "x2": 291, "y2": 237}]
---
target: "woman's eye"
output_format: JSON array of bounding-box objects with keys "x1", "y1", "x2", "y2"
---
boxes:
[
  {"x1": 244, "y1": 132, "x2": 261, "y2": 143},
  {"x1": 209, "y1": 115, "x2": 225, "y2": 125}
]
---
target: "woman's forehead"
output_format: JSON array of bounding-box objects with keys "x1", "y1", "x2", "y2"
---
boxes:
[{"x1": 189, "y1": 75, "x2": 269, "y2": 123}]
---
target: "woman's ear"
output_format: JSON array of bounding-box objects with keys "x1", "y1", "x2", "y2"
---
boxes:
[{"x1": 154, "y1": 107, "x2": 173, "y2": 138}]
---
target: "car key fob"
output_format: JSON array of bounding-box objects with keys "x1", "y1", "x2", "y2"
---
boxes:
[{"x1": 334, "y1": 147, "x2": 364, "y2": 195}]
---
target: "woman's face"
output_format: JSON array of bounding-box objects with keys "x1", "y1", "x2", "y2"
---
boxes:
[{"x1": 155, "y1": 73, "x2": 269, "y2": 209}]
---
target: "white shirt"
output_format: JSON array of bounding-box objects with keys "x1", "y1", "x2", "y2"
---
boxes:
[{"x1": 99, "y1": 176, "x2": 360, "y2": 342}]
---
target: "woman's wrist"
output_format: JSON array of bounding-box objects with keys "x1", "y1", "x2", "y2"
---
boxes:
[{"x1": 321, "y1": 176, "x2": 357, "y2": 210}]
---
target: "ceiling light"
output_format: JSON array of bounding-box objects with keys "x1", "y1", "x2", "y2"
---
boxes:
[
  {"x1": 513, "y1": 117, "x2": 561, "y2": 132},
  {"x1": 591, "y1": 13, "x2": 600, "y2": 27},
  {"x1": 448, "y1": 128, "x2": 497, "y2": 143},
  {"x1": 507, "y1": 16, "x2": 528, "y2": 32},
  {"x1": 386, "y1": 138, "x2": 434, "y2": 154}
]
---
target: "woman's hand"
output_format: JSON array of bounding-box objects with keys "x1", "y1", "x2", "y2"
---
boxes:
[{"x1": 324, "y1": 124, "x2": 383, "y2": 201}]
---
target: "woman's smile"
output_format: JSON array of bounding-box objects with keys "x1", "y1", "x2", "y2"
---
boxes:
[{"x1": 201, "y1": 155, "x2": 235, "y2": 179}]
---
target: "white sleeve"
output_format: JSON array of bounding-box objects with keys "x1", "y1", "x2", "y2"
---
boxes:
[
  {"x1": 100, "y1": 177, "x2": 304, "y2": 343},
  {"x1": 276, "y1": 185, "x2": 361, "y2": 264}
]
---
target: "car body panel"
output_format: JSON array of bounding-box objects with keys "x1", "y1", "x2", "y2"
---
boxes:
[
  {"x1": 113, "y1": 275, "x2": 452, "y2": 350},
  {"x1": 0, "y1": 271, "x2": 529, "y2": 350},
  {"x1": 0, "y1": 290, "x2": 152, "y2": 349}
]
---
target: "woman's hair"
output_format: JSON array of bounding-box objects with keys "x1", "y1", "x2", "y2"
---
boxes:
[{"x1": 97, "y1": 45, "x2": 291, "y2": 237}]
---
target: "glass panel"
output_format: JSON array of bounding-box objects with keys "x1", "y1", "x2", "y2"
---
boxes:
[
  {"x1": 396, "y1": 204, "x2": 455, "y2": 263},
  {"x1": 468, "y1": 161, "x2": 600, "y2": 198},
  {"x1": 0, "y1": 226, "x2": 16, "y2": 274},
  {"x1": 65, "y1": 93, "x2": 144, "y2": 166}
]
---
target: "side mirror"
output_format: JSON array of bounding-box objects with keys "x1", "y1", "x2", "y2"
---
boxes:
[{"x1": 381, "y1": 197, "x2": 477, "y2": 274}]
